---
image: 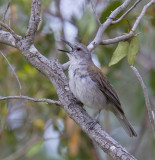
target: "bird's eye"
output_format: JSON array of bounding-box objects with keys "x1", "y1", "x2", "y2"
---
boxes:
[{"x1": 77, "y1": 48, "x2": 81, "y2": 51}]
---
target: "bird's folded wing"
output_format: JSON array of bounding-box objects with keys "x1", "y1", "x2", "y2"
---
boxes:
[{"x1": 87, "y1": 64, "x2": 124, "y2": 114}]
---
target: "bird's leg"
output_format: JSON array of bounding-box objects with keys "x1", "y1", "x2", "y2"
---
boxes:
[{"x1": 86, "y1": 109, "x2": 101, "y2": 130}]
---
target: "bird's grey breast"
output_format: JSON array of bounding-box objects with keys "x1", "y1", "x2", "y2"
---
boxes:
[{"x1": 68, "y1": 62, "x2": 107, "y2": 110}]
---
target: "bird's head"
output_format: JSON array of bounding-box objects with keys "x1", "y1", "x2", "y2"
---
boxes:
[{"x1": 58, "y1": 39, "x2": 91, "y2": 62}]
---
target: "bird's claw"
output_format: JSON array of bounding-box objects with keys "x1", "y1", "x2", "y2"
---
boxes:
[{"x1": 86, "y1": 119, "x2": 99, "y2": 130}]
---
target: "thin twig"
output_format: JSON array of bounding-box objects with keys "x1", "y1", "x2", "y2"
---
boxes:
[
  {"x1": 0, "y1": 50, "x2": 22, "y2": 95},
  {"x1": 130, "y1": 66, "x2": 155, "y2": 138},
  {"x1": 132, "y1": 0, "x2": 155, "y2": 31},
  {"x1": 90, "y1": 0, "x2": 101, "y2": 25},
  {"x1": 88, "y1": 0, "x2": 132, "y2": 50},
  {"x1": 99, "y1": 0, "x2": 155, "y2": 46},
  {"x1": 0, "y1": 21, "x2": 19, "y2": 40},
  {"x1": 0, "y1": 95, "x2": 61, "y2": 105},
  {"x1": 8, "y1": 3, "x2": 11, "y2": 27},
  {"x1": 112, "y1": 0, "x2": 142, "y2": 24},
  {"x1": 2, "y1": 0, "x2": 11, "y2": 23},
  {"x1": 88, "y1": 0, "x2": 155, "y2": 50}
]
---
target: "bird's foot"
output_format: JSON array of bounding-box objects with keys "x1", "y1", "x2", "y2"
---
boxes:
[
  {"x1": 76, "y1": 100, "x2": 83, "y2": 106},
  {"x1": 86, "y1": 119, "x2": 99, "y2": 130}
]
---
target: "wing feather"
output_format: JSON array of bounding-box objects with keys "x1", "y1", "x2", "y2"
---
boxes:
[{"x1": 87, "y1": 65, "x2": 124, "y2": 114}]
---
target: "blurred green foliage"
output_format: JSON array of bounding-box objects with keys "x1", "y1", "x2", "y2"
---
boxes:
[{"x1": 0, "y1": 0, "x2": 155, "y2": 160}]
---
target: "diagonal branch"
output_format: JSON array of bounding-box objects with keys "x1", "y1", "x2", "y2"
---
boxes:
[
  {"x1": 88, "y1": 0, "x2": 155, "y2": 50},
  {"x1": 25, "y1": 0, "x2": 42, "y2": 45},
  {"x1": 130, "y1": 66, "x2": 155, "y2": 138},
  {"x1": 90, "y1": 0, "x2": 101, "y2": 25},
  {"x1": 88, "y1": 0, "x2": 132, "y2": 50},
  {"x1": 112, "y1": 0, "x2": 142, "y2": 24},
  {"x1": 0, "y1": 50, "x2": 22, "y2": 95},
  {"x1": 0, "y1": 95, "x2": 61, "y2": 105},
  {"x1": 2, "y1": 0, "x2": 11, "y2": 23},
  {"x1": 100, "y1": 0, "x2": 155, "y2": 45},
  {"x1": 132, "y1": 0, "x2": 155, "y2": 31},
  {"x1": 0, "y1": 21, "x2": 20, "y2": 40}
]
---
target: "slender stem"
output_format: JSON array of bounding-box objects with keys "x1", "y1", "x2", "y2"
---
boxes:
[
  {"x1": 90, "y1": 0, "x2": 101, "y2": 25},
  {"x1": 130, "y1": 66, "x2": 155, "y2": 138},
  {"x1": 0, "y1": 21, "x2": 19, "y2": 40},
  {"x1": 0, "y1": 95, "x2": 61, "y2": 105},
  {"x1": 112, "y1": 0, "x2": 142, "y2": 24},
  {"x1": 0, "y1": 50, "x2": 22, "y2": 95}
]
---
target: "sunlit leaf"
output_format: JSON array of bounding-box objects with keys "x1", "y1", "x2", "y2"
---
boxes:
[
  {"x1": 127, "y1": 37, "x2": 139, "y2": 66},
  {"x1": 109, "y1": 41, "x2": 129, "y2": 67}
]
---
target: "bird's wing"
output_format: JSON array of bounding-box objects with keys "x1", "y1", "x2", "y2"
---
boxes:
[{"x1": 87, "y1": 64, "x2": 124, "y2": 114}]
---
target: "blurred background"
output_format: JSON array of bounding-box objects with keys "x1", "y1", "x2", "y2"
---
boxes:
[{"x1": 0, "y1": 0, "x2": 155, "y2": 159}]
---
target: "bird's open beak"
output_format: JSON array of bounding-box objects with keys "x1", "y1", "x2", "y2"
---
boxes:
[{"x1": 57, "y1": 39, "x2": 73, "y2": 53}]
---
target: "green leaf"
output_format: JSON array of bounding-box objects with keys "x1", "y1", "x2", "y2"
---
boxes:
[
  {"x1": 26, "y1": 141, "x2": 42, "y2": 158},
  {"x1": 127, "y1": 37, "x2": 139, "y2": 65},
  {"x1": 109, "y1": 41, "x2": 129, "y2": 67}
]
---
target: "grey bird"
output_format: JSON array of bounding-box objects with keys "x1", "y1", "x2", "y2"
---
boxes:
[{"x1": 58, "y1": 39, "x2": 137, "y2": 137}]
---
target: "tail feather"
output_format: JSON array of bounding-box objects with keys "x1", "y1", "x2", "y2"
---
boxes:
[{"x1": 113, "y1": 110, "x2": 137, "y2": 137}]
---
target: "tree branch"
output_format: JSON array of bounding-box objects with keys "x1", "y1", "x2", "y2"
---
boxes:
[
  {"x1": 130, "y1": 66, "x2": 155, "y2": 138},
  {"x1": 0, "y1": 21, "x2": 20, "y2": 40},
  {"x1": 100, "y1": 0, "x2": 155, "y2": 45},
  {"x1": 25, "y1": 0, "x2": 42, "y2": 46},
  {"x1": 0, "y1": 30, "x2": 16, "y2": 47},
  {"x1": 112, "y1": 0, "x2": 142, "y2": 24},
  {"x1": 132, "y1": 0, "x2": 155, "y2": 31},
  {"x1": 88, "y1": 0, "x2": 155, "y2": 50},
  {"x1": 88, "y1": 0, "x2": 132, "y2": 50},
  {"x1": 0, "y1": 95, "x2": 61, "y2": 105}
]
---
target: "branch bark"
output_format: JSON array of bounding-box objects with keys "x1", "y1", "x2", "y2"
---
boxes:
[
  {"x1": 0, "y1": 30, "x2": 16, "y2": 47},
  {"x1": 25, "y1": 0, "x2": 42, "y2": 46}
]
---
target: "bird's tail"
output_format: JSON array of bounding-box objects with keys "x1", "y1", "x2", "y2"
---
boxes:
[{"x1": 113, "y1": 110, "x2": 137, "y2": 137}]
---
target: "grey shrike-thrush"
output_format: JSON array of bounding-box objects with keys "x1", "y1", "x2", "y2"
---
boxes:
[{"x1": 58, "y1": 40, "x2": 137, "y2": 137}]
